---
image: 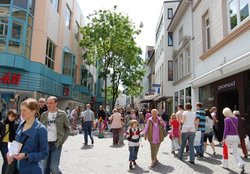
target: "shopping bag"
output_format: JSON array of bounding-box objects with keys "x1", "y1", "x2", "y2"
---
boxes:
[
  {"x1": 245, "y1": 136, "x2": 250, "y2": 151},
  {"x1": 223, "y1": 143, "x2": 228, "y2": 159},
  {"x1": 194, "y1": 131, "x2": 201, "y2": 146}
]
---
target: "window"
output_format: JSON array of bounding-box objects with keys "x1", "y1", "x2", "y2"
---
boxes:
[
  {"x1": 65, "y1": 4, "x2": 71, "y2": 29},
  {"x1": 0, "y1": 19, "x2": 8, "y2": 37},
  {"x1": 202, "y1": 11, "x2": 210, "y2": 52},
  {"x1": 174, "y1": 91, "x2": 179, "y2": 111},
  {"x1": 75, "y1": 21, "x2": 80, "y2": 41},
  {"x1": 51, "y1": 0, "x2": 59, "y2": 12},
  {"x1": 168, "y1": 8, "x2": 173, "y2": 19},
  {"x1": 179, "y1": 26, "x2": 183, "y2": 44},
  {"x1": 168, "y1": 32, "x2": 173, "y2": 46},
  {"x1": 45, "y1": 39, "x2": 56, "y2": 70},
  {"x1": 180, "y1": 53, "x2": 184, "y2": 78},
  {"x1": 12, "y1": 8, "x2": 27, "y2": 21},
  {"x1": 28, "y1": 0, "x2": 35, "y2": 15},
  {"x1": 180, "y1": 89, "x2": 184, "y2": 106},
  {"x1": 229, "y1": 0, "x2": 249, "y2": 30},
  {"x1": 13, "y1": 0, "x2": 29, "y2": 10},
  {"x1": 205, "y1": 16, "x2": 210, "y2": 50},
  {"x1": 11, "y1": 21, "x2": 23, "y2": 41},
  {"x1": 0, "y1": 0, "x2": 11, "y2": 4},
  {"x1": 63, "y1": 52, "x2": 76, "y2": 78},
  {"x1": 168, "y1": 60, "x2": 173, "y2": 81},
  {"x1": 186, "y1": 46, "x2": 191, "y2": 74},
  {"x1": 174, "y1": 58, "x2": 178, "y2": 81}
]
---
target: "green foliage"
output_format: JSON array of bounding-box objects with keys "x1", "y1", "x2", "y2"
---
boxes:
[{"x1": 80, "y1": 6, "x2": 145, "y2": 108}]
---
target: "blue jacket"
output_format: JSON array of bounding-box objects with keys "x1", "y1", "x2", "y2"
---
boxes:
[{"x1": 15, "y1": 119, "x2": 48, "y2": 174}]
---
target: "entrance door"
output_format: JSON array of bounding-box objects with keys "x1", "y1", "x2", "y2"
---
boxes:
[{"x1": 217, "y1": 89, "x2": 239, "y2": 139}]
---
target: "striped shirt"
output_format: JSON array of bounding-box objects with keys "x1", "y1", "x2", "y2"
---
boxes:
[
  {"x1": 196, "y1": 109, "x2": 206, "y2": 132},
  {"x1": 126, "y1": 126, "x2": 142, "y2": 147}
]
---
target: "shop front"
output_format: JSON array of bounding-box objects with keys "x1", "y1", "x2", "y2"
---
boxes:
[{"x1": 199, "y1": 71, "x2": 248, "y2": 138}]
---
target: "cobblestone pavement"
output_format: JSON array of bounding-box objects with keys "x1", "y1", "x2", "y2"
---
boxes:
[{"x1": 1, "y1": 130, "x2": 250, "y2": 174}]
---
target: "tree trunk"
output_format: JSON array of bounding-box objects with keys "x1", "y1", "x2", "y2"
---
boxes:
[
  {"x1": 131, "y1": 96, "x2": 134, "y2": 109},
  {"x1": 104, "y1": 76, "x2": 107, "y2": 110}
]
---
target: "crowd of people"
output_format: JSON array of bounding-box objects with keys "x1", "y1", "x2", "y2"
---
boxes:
[{"x1": 0, "y1": 97, "x2": 250, "y2": 173}]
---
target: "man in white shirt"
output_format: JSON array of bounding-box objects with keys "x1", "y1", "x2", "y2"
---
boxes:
[
  {"x1": 81, "y1": 104, "x2": 95, "y2": 145},
  {"x1": 40, "y1": 96, "x2": 70, "y2": 174}
]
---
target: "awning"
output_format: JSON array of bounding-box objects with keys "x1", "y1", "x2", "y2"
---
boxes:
[
  {"x1": 140, "y1": 94, "x2": 158, "y2": 103},
  {"x1": 189, "y1": 52, "x2": 250, "y2": 88},
  {"x1": 153, "y1": 95, "x2": 168, "y2": 102}
]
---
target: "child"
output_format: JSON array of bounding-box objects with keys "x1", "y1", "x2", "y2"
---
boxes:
[
  {"x1": 170, "y1": 113, "x2": 180, "y2": 154},
  {"x1": 98, "y1": 117, "x2": 105, "y2": 138},
  {"x1": 126, "y1": 119, "x2": 143, "y2": 169}
]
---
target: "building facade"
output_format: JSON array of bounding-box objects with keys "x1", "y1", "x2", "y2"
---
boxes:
[
  {"x1": 168, "y1": 0, "x2": 193, "y2": 112},
  {"x1": 0, "y1": 0, "x2": 103, "y2": 117},
  {"x1": 154, "y1": 0, "x2": 180, "y2": 113},
  {"x1": 189, "y1": 0, "x2": 250, "y2": 136}
]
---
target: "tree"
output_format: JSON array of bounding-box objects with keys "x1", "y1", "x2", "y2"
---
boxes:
[{"x1": 80, "y1": 6, "x2": 145, "y2": 109}]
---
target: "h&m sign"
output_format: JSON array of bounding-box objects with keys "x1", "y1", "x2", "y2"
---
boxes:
[{"x1": 0, "y1": 72, "x2": 21, "y2": 86}]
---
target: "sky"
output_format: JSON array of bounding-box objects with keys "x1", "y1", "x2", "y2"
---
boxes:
[{"x1": 77, "y1": 0, "x2": 165, "y2": 58}]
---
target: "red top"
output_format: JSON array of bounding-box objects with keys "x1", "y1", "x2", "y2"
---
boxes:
[{"x1": 170, "y1": 119, "x2": 180, "y2": 137}]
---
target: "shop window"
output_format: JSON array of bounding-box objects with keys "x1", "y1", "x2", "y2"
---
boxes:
[
  {"x1": 168, "y1": 32, "x2": 173, "y2": 46},
  {"x1": 185, "y1": 87, "x2": 191, "y2": 104},
  {"x1": 75, "y1": 21, "x2": 80, "y2": 41},
  {"x1": 13, "y1": 0, "x2": 29, "y2": 10},
  {"x1": 0, "y1": 19, "x2": 8, "y2": 38},
  {"x1": 174, "y1": 91, "x2": 179, "y2": 111},
  {"x1": 180, "y1": 89, "x2": 184, "y2": 106},
  {"x1": 229, "y1": 0, "x2": 249, "y2": 30},
  {"x1": 12, "y1": 8, "x2": 26, "y2": 21},
  {"x1": 65, "y1": 4, "x2": 71, "y2": 29},
  {"x1": 45, "y1": 39, "x2": 56, "y2": 70},
  {"x1": 199, "y1": 84, "x2": 214, "y2": 109}
]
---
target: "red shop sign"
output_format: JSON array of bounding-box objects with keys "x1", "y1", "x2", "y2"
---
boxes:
[{"x1": 0, "y1": 72, "x2": 21, "y2": 86}]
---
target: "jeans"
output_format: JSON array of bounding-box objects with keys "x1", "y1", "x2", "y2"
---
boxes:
[
  {"x1": 195, "y1": 131, "x2": 205, "y2": 155},
  {"x1": 1, "y1": 142, "x2": 8, "y2": 174},
  {"x1": 179, "y1": 132, "x2": 195, "y2": 162},
  {"x1": 223, "y1": 135, "x2": 244, "y2": 168},
  {"x1": 84, "y1": 121, "x2": 93, "y2": 145},
  {"x1": 44, "y1": 142, "x2": 62, "y2": 174},
  {"x1": 129, "y1": 146, "x2": 139, "y2": 161}
]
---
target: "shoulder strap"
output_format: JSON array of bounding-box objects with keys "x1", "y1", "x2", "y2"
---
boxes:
[
  {"x1": 0, "y1": 129, "x2": 10, "y2": 142},
  {"x1": 20, "y1": 135, "x2": 29, "y2": 152},
  {"x1": 229, "y1": 118, "x2": 239, "y2": 135}
]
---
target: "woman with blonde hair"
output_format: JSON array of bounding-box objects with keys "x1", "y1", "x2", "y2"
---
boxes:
[
  {"x1": 109, "y1": 108, "x2": 122, "y2": 145},
  {"x1": 221, "y1": 107, "x2": 245, "y2": 173}
]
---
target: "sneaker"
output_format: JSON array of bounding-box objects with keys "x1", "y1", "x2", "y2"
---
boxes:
[
  {"x1": 213, "y1": 152, "x2": 216, "y2": 155},
  {"x1": 240, "y1": 164, "x2": 245, "y2": 174},
  {"x1": 188, "y1": 161, "x2": 195, "y2": 164},
  {"x1": 220, "y1": 164, "x2": 228, "y2": 169},
  {"x1": 171, "y1": 151, "x2": 175, "y2": 155},
  {"x1": 244, "y1": 155, "x2": 248, "y2": 158}
]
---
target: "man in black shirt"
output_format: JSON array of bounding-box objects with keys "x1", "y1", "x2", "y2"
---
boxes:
[{"x1": 39, "y1": 98, "x2": 48, "y2": 116}]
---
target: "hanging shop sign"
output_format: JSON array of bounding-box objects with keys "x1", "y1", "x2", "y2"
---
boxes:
[{"x1": 0, "y1": 72, "x2": 21, "y2": 86}]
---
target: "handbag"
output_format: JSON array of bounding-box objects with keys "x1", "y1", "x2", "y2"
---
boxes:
[{"x1": 159, "y1": 122, "x2": 167, "y2": 137}]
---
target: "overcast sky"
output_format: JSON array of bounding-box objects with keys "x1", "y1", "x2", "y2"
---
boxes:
[{"x1": 77, "y1": 0, "x2": 165, "y2": 58}]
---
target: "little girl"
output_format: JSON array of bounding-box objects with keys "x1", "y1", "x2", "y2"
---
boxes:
[
  {"x1": 170, "y1": 113, "x2": 180, "y2": 154},
  {"x1": 126, "y1": 119, "x2": 143, "y2": 169}
]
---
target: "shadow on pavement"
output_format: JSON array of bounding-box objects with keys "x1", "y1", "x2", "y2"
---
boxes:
[
  {"x1": 182, "y1": 161, "x2": 213, "y2": 174},
  {"x1": 149, "y1": 162, "x2": 174, "y2": 174},
  {"x1": 109, "y1": 144, "x2": 125, "y2": 148},
  {"x1": 81, "y1": 145, "x2": 94, "y2": 150},
  {"x1": 197, "y1": 156, "x2": 221, "y2": 165},
  {"x1": 205, "y1": 152, "x2": 223, "y2": 159},
  {"x1": 127, "y1": 165, "x2": 150, "y2": 174}
]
